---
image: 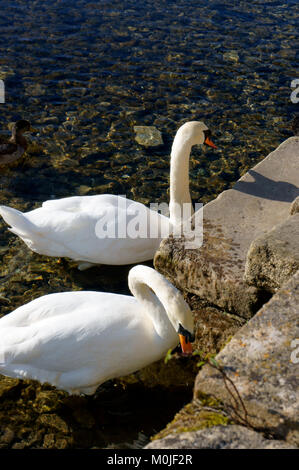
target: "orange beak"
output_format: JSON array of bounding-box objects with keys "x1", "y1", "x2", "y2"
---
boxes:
[
  {"x1": 179, "y1": 334, "x2": 193, "y2": 355},
  {"x1": 204, "y1": 136, "x2": 217, "y2": 149}
]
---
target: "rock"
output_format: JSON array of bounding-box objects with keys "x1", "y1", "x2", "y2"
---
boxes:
[
  {"x1": 38, "y1": 116, "x2": 59, "y2": 125},
  {"x1": 145, "y1": 425, "x2": 295, "y2": 449},
  {"x1": 290, "y1": 196, "x2": 299, "y2": 215},
  {"x1": 77, "y1": 185, "x2": 92, "y2": 196},
  {"x1": 0, "y1": 376, "x2": 20, "y2": 399},
  {"x1": 223, "y1": 51, "x2": 240, "y2": 62},
  {"x1": 25, "y1": 83, "x2": 47, "y2": 97},
  {"x1": 37, "y1": 414, "x2": 69, "y2": 434},
  {"x1": 154, "y1": 137, "x2": 299, "y2": 318},
  {"x1": 194, "y1": 270, "x2": 299, "y2": 446},
  {"x1": 0, "y1": 428, "x2": 15, "y2": 447},
  {"x1": 133, "y1": 126, "x2": 163, "y2": 147},
  {"x1": 0, "y1": 66, "x2": 14, "y2": 80},
  {"x1": 245, "y1": 214, "x2": 299, "y2": 292},
  {"x1": 35, "y1": 390, "x2": 64, "y2": 413}
]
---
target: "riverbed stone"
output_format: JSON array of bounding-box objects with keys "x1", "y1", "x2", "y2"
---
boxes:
[
  {"x1": 133, "y1": 126, "x2": 163, "y2": 147},
  {"x1": 223, "y1": 51, "x2": 240, "y2": 62},
  {"x1": 145, "y1": 425, "x2": 296, "y2": 449},
  {"x1": 193, "y1": 270, "x2": 299, "y2": 446},
  {"x1": 244, "y1": 214, "x2": 299, "y2": 292},
  {"x1": 154, "y1": 137, "x2": 299, "y2": 318}
]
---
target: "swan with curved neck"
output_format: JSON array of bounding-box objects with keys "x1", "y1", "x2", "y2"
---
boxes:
[
  {"x1": 0, "y1": 265, "x2": 195, "y2": 395},
  {"x1": 0, "y1": 121, "x2": 216, "y2": 269}
]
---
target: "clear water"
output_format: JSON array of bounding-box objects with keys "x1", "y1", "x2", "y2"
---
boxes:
[{"x1": 0, "y1": 0, "x2": 298, "y2": 448}]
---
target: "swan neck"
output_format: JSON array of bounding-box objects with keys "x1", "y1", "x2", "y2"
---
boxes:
[
  {"x1": 169, "y1": 134, "x2": 193, "y2": 225},
  {"x1": 129, "y1": 269, "x2": 178, "y2": 342}
]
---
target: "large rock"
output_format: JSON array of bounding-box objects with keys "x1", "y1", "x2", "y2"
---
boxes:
[
  {"x1": 145, "y1": 425, "x2": 295, "y2": 449},
  {"x1": 133, "y1": 126, "x2": 163, "y2": 147},
  {"x1": 155, "y1": 137, "x2": 299, "y2": 318},
  {"x1": 245, "y1": 214, "x2": 299, "y2": 292},
  {"x1": 194, "y1": 270, "x2": 299, "y2": 446}
]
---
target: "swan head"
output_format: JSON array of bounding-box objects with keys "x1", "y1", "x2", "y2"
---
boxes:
[
  {"x1": 128, "y1": 265, "x2": 195, "y2": 354},
  {"x1": 166, "y1": 290, "x2": 195, "y2": 354},
  {"x1": 176, "y1": 121, "x2": 217, "y2": 149}
]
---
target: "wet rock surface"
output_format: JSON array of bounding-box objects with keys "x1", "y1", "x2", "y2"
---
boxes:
[
  {"x1": 146, "y1": 425, "x2": 296, "y2": 449},
  {"x1": 193, "y1": 270, "x2": 299, "y2": 446},
  {"x1": 245, "y1": 214, "x2": 299, "y2": 292},
  {"x1": 155, "y1": 137, "x2": 299, "y2": 318}
]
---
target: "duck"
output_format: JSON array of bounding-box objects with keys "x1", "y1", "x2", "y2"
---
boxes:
[
  {"x1": 0, "y1": 265, "x2": 195, "y2": 395},
  {"x1": 0, "y1": 121, "x2": 216, "y2": 269},
  {"x1": 0, "y1": 120, "x2": 34, "y2": 165}
]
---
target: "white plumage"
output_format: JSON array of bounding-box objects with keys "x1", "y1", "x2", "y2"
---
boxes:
[
  {"x1": 0, "y1": 121, "x2": 215, "y2": 269},
  {"x1": 0, "y1": 266, "x2": 194, "y2": 395}
]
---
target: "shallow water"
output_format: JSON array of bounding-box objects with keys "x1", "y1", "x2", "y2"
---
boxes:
[{"x1": 0, "y1": 0, "x2": 298, "y2": 448}]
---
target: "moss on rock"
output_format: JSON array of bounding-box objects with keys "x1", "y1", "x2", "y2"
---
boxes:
[{"x1": 151, "y1": 397, "x2": 231, "y2": 441}]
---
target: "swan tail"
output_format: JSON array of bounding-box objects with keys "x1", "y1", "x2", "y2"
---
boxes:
[
  {"x1": 0, "y1": 205, "x2": 38, "y2": 238},
  {"x1": 0, "y1": 205, "x2": 78, "y2": 258}
]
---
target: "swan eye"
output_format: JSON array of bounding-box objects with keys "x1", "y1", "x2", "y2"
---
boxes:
[{"x1": 178, "y1": 323, "x2": 195, "y2": 343}]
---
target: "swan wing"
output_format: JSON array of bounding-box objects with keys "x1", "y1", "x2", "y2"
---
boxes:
[
  {"x1": 0, "y1": 292, "x2": 154, "y2": 393},
  {"x1": 0, "y1": 195, "x2": 171, "y2": 264},
  {"x1": 25, "y1": 196, "x2": 170, "y2": 264}
]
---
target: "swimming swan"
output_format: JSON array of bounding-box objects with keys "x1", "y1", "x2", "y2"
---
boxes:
[
  {"x1": 0, "y1": 121, "x2": 216, "y2": 269},
  {"x1": 0, "y1": 265, "x2": 195, "y2": 395}
]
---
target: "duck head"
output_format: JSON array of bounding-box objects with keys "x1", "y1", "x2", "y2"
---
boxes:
[{"x1": 13, "y1": 120, "x2": 35, "y2": 135}]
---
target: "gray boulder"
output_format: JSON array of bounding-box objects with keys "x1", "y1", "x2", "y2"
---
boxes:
[
  {"x1": 245, "y1": 214, "x2": 299, "y2": 292},
  {"x1": 194, "y1": 270, "x2": 299, "y2": 446},
  {"x1": 155, "y1": 137, "x2": 299, "y2": 318},
  {"x1": 145, "y1": 425, "x2": 296, "y2": 449}
]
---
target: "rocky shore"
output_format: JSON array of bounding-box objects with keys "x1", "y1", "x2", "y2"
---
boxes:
[{"x1": 146, "y1": 136, "x2": 299, "y2": 449}]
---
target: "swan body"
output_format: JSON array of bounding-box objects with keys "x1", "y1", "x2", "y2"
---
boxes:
[
  {"x1": 0, "y1": 266, "x2": 194, "y2": 395},
  {"x1": 0, "y1": 195, "x2": 171, "y2": 267},
  {"x1": 0, "y1": 121, "x2": 216, "y2": 268}
]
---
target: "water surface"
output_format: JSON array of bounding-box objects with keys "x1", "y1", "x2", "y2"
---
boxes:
[{"x1": 0, "y1": 0, "x2": 298, "y2": 448}]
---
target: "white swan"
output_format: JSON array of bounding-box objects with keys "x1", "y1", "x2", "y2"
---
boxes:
[
  {"x1": 0, "y1": 121, "x2": 216, "y2": 269},
  {"x1": 0, "y1": 265, "x2": 195, "y2": 395}
]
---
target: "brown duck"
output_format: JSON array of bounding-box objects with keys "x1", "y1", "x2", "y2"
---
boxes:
[{"x1": 0, "y1": 120, "x2": 35, "y2": 165}]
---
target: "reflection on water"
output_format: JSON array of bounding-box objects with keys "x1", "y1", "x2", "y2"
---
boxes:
[{"x1": 0, "y1": 0, "x2": 298, "y2": 448}]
